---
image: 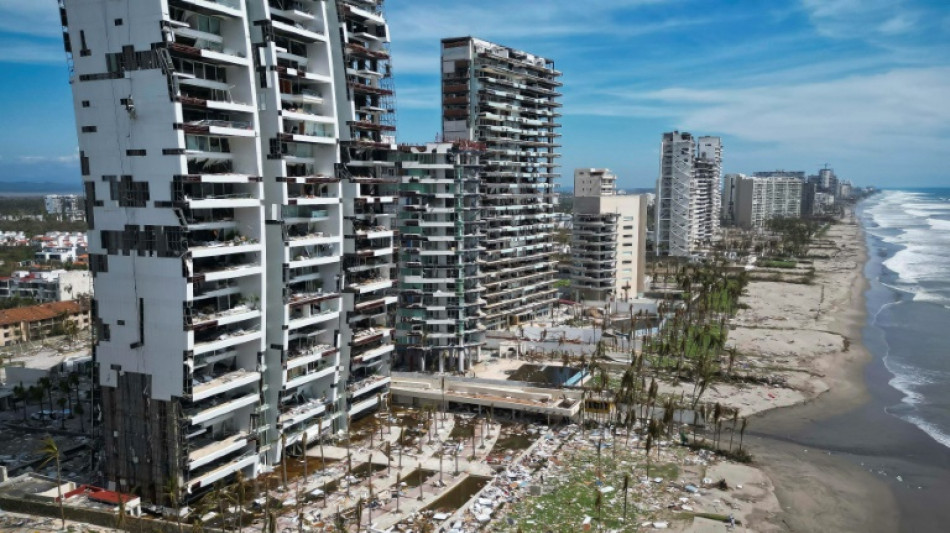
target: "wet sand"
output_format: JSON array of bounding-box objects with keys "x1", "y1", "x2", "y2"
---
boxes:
[{"x1": 748, "y1": 219, "x2": 950, "y2": 532}]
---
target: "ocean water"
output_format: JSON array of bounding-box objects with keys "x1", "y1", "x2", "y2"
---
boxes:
[{"x1": 862, "y1": 189, "x2": 950, "y2": 449}]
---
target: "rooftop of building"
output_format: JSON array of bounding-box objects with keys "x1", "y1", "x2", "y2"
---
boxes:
[{"x1": 0, "y1": 300, "x2": 84, "y2": 327}]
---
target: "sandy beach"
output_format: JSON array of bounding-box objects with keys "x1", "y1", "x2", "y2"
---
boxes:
[{"x1": 693, "y1": 220, "x2": 902, "y2": 532}]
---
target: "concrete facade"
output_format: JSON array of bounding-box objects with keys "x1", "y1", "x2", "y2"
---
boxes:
[
  {"x1": 441, "y1": 37, "x2": 562, "y2": 329},
  {"x1": 61, "y1": 0, "x2": 397, "y2": 503},
  {"x1": 571, "y1": 169, "x2": 647, "y2": 301},
  {"x1": 655, "y1": 132, "x2": 722, "y2": 256},
  {"x1": 735, "y1": 175, "x2": 803, "y2": 229},
  {"x1": 394, "y1": 142, "x2": 486, "y2": 374}
]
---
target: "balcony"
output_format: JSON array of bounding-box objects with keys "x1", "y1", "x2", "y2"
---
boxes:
[
  {"x1": 348, "y1": 375, "x2": 390, "y2": 398},
  {"x1": 172, "y1": 0, "x2": 242, "y2": 18},
  {"x1": 187, "y1": 451, "x2": 257, "y2": 493},
  {"x1": 187, "y1": 302, "x2": 261, "y2": 329},
  {"x1": 348, "y1": 395, "x2": 381, "y2": 416},
  {"x1": 188, "y1": 431, "x2": 249, "y2": 470},
  {"x1": 352, "y1": 343, "x2": 393, "y2": 366},
  {"x1": 184, "y1": 391, "x2": 258, "y2": 425},
  {"x1": 272, "y1": 19, "x2": 326, "y2": 43},
  {"x1": 189, "y1": 236, "x2": 262, "y2": 258},
  {"x1": 347, "y1": 277, "x2": 392, "y2": 294},
  {"x1": 278, "y1": 398, "x2": 327, "y2": 428},
  {"x1": 191, "y1": 255, "x2": 262, "y2": 283},
  {"x1": 350, "y1": 326, "x2": 391, "y2": 346},
  {"x1": 286, "y1": 344, "x2": 337, "y2": 370},
  {"x1": 287, "y1": 302, "x2": 339, "y2": 330},
  {"x1": 269, "y1": 1, "x2": 315, "y2": 22},
  {"x1": 169, "y1": 41, "x2": 248, "y2": 67},
  {"x1": 182, "y1": 119, "x2": 255, "y2": 138},
  {"x1": 193, "y1": 328, "x2": 262, "y2": 355},
  {"x1": 288, "y1": 245, "x2": 339, "y2": 268},
  {"x1": 189, "y1": 369, "x2": 260, "y2": 402},
  {"x1": 280, "y1": 88, "x2": 325, "y2": 107},
  {"x1": 284, "y1": 363, "x2": 336, "y2": 390}
]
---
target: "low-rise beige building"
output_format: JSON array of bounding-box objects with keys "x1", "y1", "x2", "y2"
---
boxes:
[
  {"x1": 0, "y1": 300, "x2": 90, "y2": 346},
  {"x1": 571, "y1": 169, "x2": 648, "y2": 301}
]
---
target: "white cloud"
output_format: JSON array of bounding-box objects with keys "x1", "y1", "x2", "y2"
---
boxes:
[
  {"x1": 800, "y1": 0, "x2": 923, "y2": 39},
  {"x1": 0, "y1": 1, "x2": 63, "y2": 38},
  {"x1": 593, "y1": 67, "x2": 950, "y2": 180},
  {"x1": 19, "y1": 152, "x2": 79, "y2": 165},
  {"x1": 387, "y1": 0, "x2": 713, "y2": 74}
]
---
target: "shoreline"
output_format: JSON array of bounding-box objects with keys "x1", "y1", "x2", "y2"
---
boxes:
[
  {"x1": 744, "y1": 218, "x2": 900, "y2": 532},
  {"x1": 735, "y1": 209, "x2": 950, "y2": 532}
]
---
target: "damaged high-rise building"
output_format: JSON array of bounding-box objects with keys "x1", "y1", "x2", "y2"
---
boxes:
[
  {"x1": 440, "y1": 37, "x2": 562, "y2": 330},
  {"x1": 60, "y1": 0, "x2": 397, "y2": 503}
]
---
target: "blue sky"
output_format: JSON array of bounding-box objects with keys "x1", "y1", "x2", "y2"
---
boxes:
[{"x1": 0, "y1": 0, "x2": 948, "y2": 189}]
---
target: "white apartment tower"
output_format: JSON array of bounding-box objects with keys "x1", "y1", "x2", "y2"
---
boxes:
[
  {"x1": 735, "y1": 175, "x2": 803, "y2": 229},
  {"x1": 655, "y1": 132, "x2": 722, "y2": 257},
  {"x1": 60, "y1": 0, "x2": 396, "y2": 504},
  {"x1": 440, "y1": 37, "x2": 562, "y2": 329},
  {"x1": 395, "y1": 142, "x2": 486, "y2": 373},
  {"x1": 572, "y1": 169, "x2": 647, "y2": 301}
]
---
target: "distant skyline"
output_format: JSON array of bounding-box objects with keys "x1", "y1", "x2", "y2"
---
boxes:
[{"x1": 0, "y1": 0, "x2": 948, "y2": 189}]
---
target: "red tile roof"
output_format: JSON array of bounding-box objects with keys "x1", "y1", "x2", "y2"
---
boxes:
[{"x1": 0, "y1": 300, "x2": 84, "y2": 327}]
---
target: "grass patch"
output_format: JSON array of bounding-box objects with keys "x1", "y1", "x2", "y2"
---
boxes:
[{"x1": 497, "y1": 446, "x2": 685, "y2": 532}]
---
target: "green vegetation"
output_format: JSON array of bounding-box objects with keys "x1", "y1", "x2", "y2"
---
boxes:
[
  {"x1": 0, "y1": 246, "x2": 38, "y2": 277},
  {"x1": 765, "y1": 217, "x2": 822, "y2": 257},
  {"x1": 0, "y1": 296, "x2": 39, "y2": 309},
  {"x1": 500, "y1": 447, "x2": 680, "y2": 531}
]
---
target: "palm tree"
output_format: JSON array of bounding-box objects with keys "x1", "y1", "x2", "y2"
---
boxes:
[
  {"x1": 395, "y1": 472, "x2": 402, "y2": 512},
  {"x1": 39, "y1": 377, "x2": 54, "y2": 418},
  {"x1": 280, "y1": 433, "x2": 288, "y2": 491},
  {"x1": 56, "y1": 397, "x2": 68, "y2": 429},
  {"x1": 164, "y1": 476, "x2": 184, "y2": 533},
  {"x1": 738, "y1": 418, "x2": 749, "y2": 452},
  {"x1": 28, "y1": 385, "x2": 44, "y2": 418},
  {"x1": 74, "y1": 403, "x2": 86, "y2": 434},
  {"x1": 116, "y1": 489, "x2": 128, "y2": 531},
  {"x1": 59, "y1": 379, "x2": 73, "y2": 418},
  {"x1": 12, "y1": 383, "x2": 27, "y2": 422},
  {"x1": 622, "y1": 473, "x2": 631, "y2": 524},
  {"x1": 38, "y1": 436, "x2": 66, "y2": 529},
  {"x1": 384, "y1": 441, "x2": 392, "y2": 473},
  {"x1": 301, "y1": 431, "x2": 309, "y2": 484},
  {"x1": 233, "y1": 470, "x2": 247, "y2": 533},
  {"x1": 644, "y1": 433, "x2": 654, "y2": 478},
  {"x1": 594, "y1": 487, "x2": 603, "y2": 527},
  {"x1": 68, "y1": 371, "x2": 82, "y2": 411},
  {"x1": 729, "y1": 411, "x2": 739, "y2": 452}
]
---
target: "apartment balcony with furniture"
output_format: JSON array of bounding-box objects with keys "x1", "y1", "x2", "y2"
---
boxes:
[
  {"x1": 184, "y1": 390, "x2": 258, "y2": 425},
  {"x1": 287, "y1": 242, "x2": 339, "y2": 268},
  {"x1": 187, "y1": 430, "x2": 250, "y2": 471},
  {"x1": 186, "y1": 450, "x2": 256, "y2": 493},
  {"x1": 169, "y1": 32, "x2": 248, "y2": 67},
  {"x1": 278, "y1": 395, "x2": 328, "y2": 429},
  {"x1": 192, "y1": 325, "x2": 262, "y2": 355},
  {"x1": 190, "y1": 252, "x2": 262, "y2": 282},
  {"x1": 187, "y1": 367, "x2": 261, "y2": 402},
  {"x1": 347, "y1": 375, "x2": 390, "y2": 399},
  {"x1": 187, "y1": 228, "x2": 261, "y2": 258},
  {"x1": 285, "y1": 343, "x2": 337, "y2": 370},
  {"x1": 284, "y1": 360, "x2": 336, "y2": 390},
  {"x1": 185, "y1": 295, "x2": 261, "y2": 330},
  {"x1": 287, "y1": 298, "x2": 339, "y2": 331}
]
